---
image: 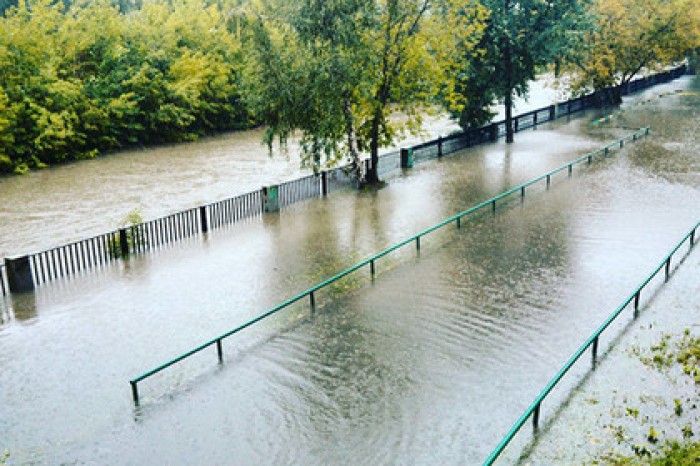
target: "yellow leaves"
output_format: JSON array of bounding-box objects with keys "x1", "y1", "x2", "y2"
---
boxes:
[{"x1": 565, "y1": 0, "x2": 700, "y2": 92}]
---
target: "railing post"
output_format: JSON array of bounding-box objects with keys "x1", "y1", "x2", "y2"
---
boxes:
[
  {"x1": 604, "y1": 147, "x2": 609, "y2": 156},
  {"x1": 456, "y1": 217, "x2": 462, "y2": 228},
  {"x1": 199, "y1": 206, "x2": 208, "y2": 233},
  {"x1": 492, "y1": 200, "x2": 496, "y2": 214},
  {"x1": 216, "y1": 339, "x2": 223, "y2": 364},
  {"x1": 533, "y1": 403, "x2": 541, "y2": 429},
  {"x1": 690, "y1": 229, "x2": 695, "y2": 247},
  {"x1": 592, "y1": 336, "x2": 599, "y2": 367},
  {"x1": 634, "y1": 291, "x2": 641, "y2": 314},
  {"x1": 665, "y1": 257, "x2": 671, "y2": 282},
  {"x1": 310, "y1": 291, "x2": 316, "y2": 314},
  {"x1": 416, "y1": 236, "x2": 421, "y2": 251},
  {"x1": 437, "y1": 137, "x2": 443, "y2": 157},
  {"x1": 568, "y1": 164, "x2": 573, "y2": 177},
  {"x1": 370, "y1": 259, "x2": 375, "y2": 277},
  {"x1": 533, "y1": 112, "x2": 538, "y2": 126},
  {"x1": 546, "y1": 174, "x2": 551, "y2": 189},
  {"x1": 5, "y1": 256, "x2": 35, "y2": 293},
  {"x1": 321, "y1": 171, "x2": 329, "y2": 197},
  {"x1": 400, "y1": 148, "x2": 414, "y2": 168},
  {"x1": 521, "y1": 186, "x2": 525, "y2": 199},
  {"x1": 514, "y1": 117, "x2": 519, "y2": 133},
  {"x1": 131, "y1": 381, "x2": 140, "y2": 406},
  {"x1": 549, "y1": 104, "x2": 556, "y2": 121},
  {"x1": 620, "y1": 139, "x2": 624, "y2": 148},
  {"x1": 119, "y1": 228, "x2": 129, "y2": 258}
]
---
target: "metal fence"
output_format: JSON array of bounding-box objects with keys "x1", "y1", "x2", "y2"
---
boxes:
[
  {"x1": 278, "y1": 174, "x2": 320, "y2": 208},
  {"x1": 484, "y1": 218, "x2": 699, "y2": 465},
  {"x1": 128, "y1": 128, "x2": 650, "y2": 406},
  {"x1": 29, "y1": 231, "x2": 119, "y2": 286},
  {"x1": 205, "y1": 190, "x2": 263, "y2": 230},
  {"x1": 0, "y1": 65, "x2": 687, "y2": 295}
]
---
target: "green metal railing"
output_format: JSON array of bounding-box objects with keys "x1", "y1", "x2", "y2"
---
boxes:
[
  {"x1": 483, "y1": 219, "x2": 699, "y2": 465},
  {"x1": 129, "y1": 128, "x2": 650, "y2": 406}
]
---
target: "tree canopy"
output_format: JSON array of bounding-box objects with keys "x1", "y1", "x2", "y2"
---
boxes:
[
  {"x1": 243, "y1": 0, "x2": 487, "y2": 184},
  {"x1": 448, "y1": 0, "x2": 590, "y2": 142},
  {"x1": 0, "y1": 0, "x2": 251, "y2": 174},
  {"x1": 563, "y1": 0, "x2": 700, "y2": 103}
]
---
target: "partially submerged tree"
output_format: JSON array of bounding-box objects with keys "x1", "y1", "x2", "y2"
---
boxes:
[
  {"x1": 449, "y1": 0, "x2": 590, "y2": 142},
  {"x1": 564, "y1": 0, "x2": 700, "y2": 104},
  {"x1": 243, "y1": 0, "x2": 487, "y2": 185}
]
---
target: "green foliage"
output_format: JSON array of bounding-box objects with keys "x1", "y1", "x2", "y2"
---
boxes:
[
  {"x1": 633, "y1": 330, "x2": 700, "y2": 383},
  {"x1": 562, "y1": 0, "x2": 700, "y2": 102},
  {"x1": 0, "y1": 0, "x2": 252, "y2": 174}
]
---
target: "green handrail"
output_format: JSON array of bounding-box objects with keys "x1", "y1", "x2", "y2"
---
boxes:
[
  {"x1": 483, "y1": 219, "x2": 699, "y2": 465},
  {"x1": 129, "y1": 128, "x2": 650, "y2": 406}
]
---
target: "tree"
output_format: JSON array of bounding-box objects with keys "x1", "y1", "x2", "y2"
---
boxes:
[
  {"x1": 243, "y1": 0, "x2": 486, "y2": 184},
  {"x1": 563, "y1": 0, "x2": 700, "y2": 104},
  {"x1": 449, "y1": 0, "x2": 590, "y2": 142}
]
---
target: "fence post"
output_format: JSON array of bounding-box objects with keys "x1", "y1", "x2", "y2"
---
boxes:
[
  {"x1": 131, "y1": 381, "x2": 140, "y2": 406},
  {"x1": 400, "y1": 148, "x2": 414, "y2": 168},
  {"x1": 199, "y1": 206, "x2": 208, "y2": 233},
  {"x1": 5, "y1": 256, "x2": 35, "y2": 293},
  {"x1": 549, "y1": 104, "x2": 556, "y2": 121},
  {"x1": 119, "y1": 228, "x2": 129, "y2": 258},
  {"x1": 490, "y1": 123, "x2": 499, "y2": 141},
  {"x1": 321, "y1": 171, "x2": 329, "y2": 196},
  {"x1": 262, "y1": 185, "x2": 280, "y2": 213},
  {"x1": 592, "y1": 336, "x2": 599, "y2": 366},
  {"x1": 533, "y1": 112, "x2": 538, "y2": 126},
  {"x1": 437, "y1": 137, "x2": 443, "y2": 157}
]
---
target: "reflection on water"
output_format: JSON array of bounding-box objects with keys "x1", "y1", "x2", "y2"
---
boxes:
[{"x1": 0, "y1": 76, "x2": 697, "y2": 464}]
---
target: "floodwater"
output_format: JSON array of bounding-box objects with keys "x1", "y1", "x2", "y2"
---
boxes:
[
  {"x1": 0, "y1": 75, "x2": 697, "y2": 465},
  {"x1": 0, "y1": 79, "x2": 557, "y2": 259}
]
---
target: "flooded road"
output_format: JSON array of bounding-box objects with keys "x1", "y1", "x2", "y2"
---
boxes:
[{"x1": 0, "y1": 75, "x2": 697, "y2": 464}]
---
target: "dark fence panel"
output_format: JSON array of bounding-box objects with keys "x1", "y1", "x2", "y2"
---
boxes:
[
  {"x1": 279, "y1": 175, "x2": 320, "y2": 208},
  {"x1": 377, "y1": 151, "x2": 401, "y2": 177}
]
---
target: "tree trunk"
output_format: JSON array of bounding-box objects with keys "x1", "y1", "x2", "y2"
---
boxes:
[
  {"x1": 505, "y1": 88, "x2": 514, "y2": 143},
  {"x1": 343, "y1": 98, "x2": 364, "y2": 183},
  {"x1": 504, "y1": 0, "x2": 514, "y2": 144},
  {"x1": 365, "y1": 108, "x2": 382, "y2": 185}
]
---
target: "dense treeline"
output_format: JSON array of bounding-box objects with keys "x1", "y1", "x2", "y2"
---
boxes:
[
  {"x1": 1, "y1": 0, "x2": 698, "y2": 177},
  {"x1": 0, "y1": 0, "x2": 251, "y2": 174}
]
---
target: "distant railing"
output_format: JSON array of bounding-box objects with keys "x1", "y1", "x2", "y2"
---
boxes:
[
  {"x1": 128, "y1": 127, "x2": 650, "y2": 406},
  {"x1": 483, "y1": 218, "x2": 699, "y2": 465},
  {"x1": 0, "y1": 65, "x2": 687, "y2": 295}
]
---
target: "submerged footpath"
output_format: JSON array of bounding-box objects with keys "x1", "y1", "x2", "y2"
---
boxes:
[
  {"x1": 518, "y1": 76, "x2": 700, "y2": 465},
  {"x1": 521, "y1": 244, "x2": 700, "y2": 465}
]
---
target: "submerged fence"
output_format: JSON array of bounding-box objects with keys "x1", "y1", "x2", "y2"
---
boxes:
[
  {"x1": 484, "y1": 219, "x2": 699, "y2": 465},
  {"x1": 0, "y1": 66, "x2": 687, "y2": 295},
  {"x1": 128, "y1": 128, "x2": 650, "y2": 406}
]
